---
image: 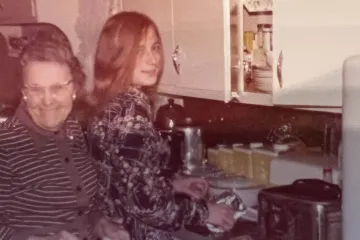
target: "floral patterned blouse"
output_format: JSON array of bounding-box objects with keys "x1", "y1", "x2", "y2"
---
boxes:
[{"x1": 87, "y1": 88, "x2": 209, "y2": 240}]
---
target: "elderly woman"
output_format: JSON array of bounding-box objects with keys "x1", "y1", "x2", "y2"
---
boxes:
[
  {"x1": 0, "y1": 28, "x2": 129, "y2": 240},
  {"x1": 87, "y1": 11, "x2": 236, "y2": 240}
]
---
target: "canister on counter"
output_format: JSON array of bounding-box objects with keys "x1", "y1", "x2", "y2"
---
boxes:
[
  {"x1": 208, "y1": 144, "x2": 227, "y2": 170},
  {"x1": 252, "y1": 147, "x2": 279, "y2": 185},
  {"x1": 233, "y1": 145, "x2": 253, "y2": 178},
  {"x1": 207, "y1": 147, "x2": 219, "y2": 166},
  {"x1": 217, "y1": 146, "x2": 234, "y2": 174}
]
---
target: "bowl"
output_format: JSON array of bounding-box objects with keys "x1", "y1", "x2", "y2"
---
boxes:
[
  {"x1": 208, "y1": 176, "x2": 263, "y2": 207},
  {"x1": 265, "y1": 51, "x2": 273, "y2": 67},
  {"x1": 254, "y1": 76, "x2": 273, "y2": 93}
]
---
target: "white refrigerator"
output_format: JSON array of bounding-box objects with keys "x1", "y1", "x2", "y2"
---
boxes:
[{"x1": 342, "y1": 54, "x2": 360, "y2": 240}]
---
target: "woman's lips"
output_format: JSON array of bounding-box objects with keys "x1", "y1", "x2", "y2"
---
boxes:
[{"x1": 141, "y1": 69, "x2": 157, "y2": 77}]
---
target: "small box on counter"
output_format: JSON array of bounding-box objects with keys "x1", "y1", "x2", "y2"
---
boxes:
[
  {"x1": 252, "y1": 147, "x2": 279, "y2": 185},
  {"x1": 217, "y1": 146, "x2": 234, "y2": 173},
  {"x1": 207, "y1": 147, "x2": 219, "y2": 166}
]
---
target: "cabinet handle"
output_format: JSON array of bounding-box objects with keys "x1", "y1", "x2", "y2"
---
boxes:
[
  {"x1": 172, "y1": 45, "x2": 180, "y2": 75},
  {"x1": 277, "y1": 51, "x2": 283, "y2": 88}
]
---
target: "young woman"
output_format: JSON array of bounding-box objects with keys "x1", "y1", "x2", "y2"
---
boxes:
[{"x1": 87, "y1": 11, "x2": 235, "y2": 240}]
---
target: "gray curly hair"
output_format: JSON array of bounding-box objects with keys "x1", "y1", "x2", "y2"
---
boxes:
[{"x1": 20, "y1": 25, "x2": 86, "y2": 99}]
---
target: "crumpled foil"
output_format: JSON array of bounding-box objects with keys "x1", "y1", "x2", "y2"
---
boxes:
[{"x1": 206, "y1": 190, "x2": 247, "y2": 233}]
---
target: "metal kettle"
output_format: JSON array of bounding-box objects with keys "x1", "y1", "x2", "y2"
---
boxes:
[
  {"x1": 175, "y1": 118, "x2": 204, "y2": 171},
  {"x1": 154, "y1": 99, "x2": 204, "y2": 172}
]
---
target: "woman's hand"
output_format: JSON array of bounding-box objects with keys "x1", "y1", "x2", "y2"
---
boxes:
[
  {"x1": 205, "y1": 202, "x2": 236, "y2": 231},
  {"x1": 27, "y1": 231, "x2": 79, "y2": 240},
  {"x1": 172, "y1": 176, "x2": 209, "y2": 200},
  {"x1": 96, "y1": 217, "x2": 130, "y2": 240}
]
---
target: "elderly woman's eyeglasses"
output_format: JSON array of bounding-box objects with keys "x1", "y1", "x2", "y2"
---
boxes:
[{"x1": 23, "y1": 79, "x2": 73, "y2": 100}]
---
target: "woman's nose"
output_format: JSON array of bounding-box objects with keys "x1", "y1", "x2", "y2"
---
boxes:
[
  {"x1": 144, "y1": 50, "x2": 156, "y2": 65},
  {"x1": 41, "y1": 89, "x2": 54, "y2": 106}
]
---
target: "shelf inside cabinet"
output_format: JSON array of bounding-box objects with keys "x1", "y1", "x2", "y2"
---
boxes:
[
  {"x1": 243, "y1": 0, "x2": 273, "y2": 13},
  {"x1": 230, "y1": 2, "x2": 273, "y2": 104}
]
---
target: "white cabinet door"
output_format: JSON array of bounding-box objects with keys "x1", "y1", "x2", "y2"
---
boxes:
[
  {"x1": 172, "y1": 0, "x2": 231, "y2": 101},
  {"x1": 122, "y1": 0, "x2": 177, "y2": 91},
  {"x1": 272, "y1": 0, "x2": 360, "y2": 107}
]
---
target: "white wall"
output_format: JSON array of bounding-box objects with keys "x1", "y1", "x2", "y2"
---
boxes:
[{"x1": 35, "y1": 0, "x2": 81, "y2": 54}]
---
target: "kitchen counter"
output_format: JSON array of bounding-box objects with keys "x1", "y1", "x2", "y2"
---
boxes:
[{"x1": 172, "y1": 220, "x2": 260, "y2": 240}]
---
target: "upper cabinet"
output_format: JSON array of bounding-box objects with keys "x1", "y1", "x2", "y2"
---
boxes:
[
  {"x1": 2, "y1": 0, "x2": 358, "y2": 110},
  {"x1": 171, "y1": 0, "x2": 230, "y2": 101},
  {"x1": 271, "y1": 0, "x2": 360, "y2": 107},
  {"x1": 0, "y1": 0, "x2": 36, "y2": 24},
  {"x1": 123, "y1": 0, "x2": 360, "y2": 111},
  {"x1": 0, "y1": 0, "x2": 82, "y2": 53},
  {"x1": 234, "y1": 0, "x2": 360, "y2": 109},
  {"x1": 122, "y1": 0, "x2": 231, "y2": 101}
]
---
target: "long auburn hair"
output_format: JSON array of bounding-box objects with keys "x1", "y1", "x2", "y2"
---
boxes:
[{"x1": 88, "y1": 11, "x2": 164, "y2": 108}]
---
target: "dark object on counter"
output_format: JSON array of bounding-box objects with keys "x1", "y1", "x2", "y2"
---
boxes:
[
  {"x1": 155, "y1": 99, "x2": 204, "y2": 172},
  {"x1": 258, "y1": 179, "x2": 341, "y2": 240},
  {"x1": 155, "y1": 98, "x2": 186, "y2": 175},
  {"x1": 155, "y1": 98, "x2": 186, "y2": 129},
  {"x1": 158, "y1": 129, "x2": 185, "y2": 177}
]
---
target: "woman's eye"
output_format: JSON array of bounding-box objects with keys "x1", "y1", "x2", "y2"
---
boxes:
[
  {"x1": 153, "y1": 44, "x2": 161, "y2": 51},
  {"x1": 28, "y1": 87, "x2": 42, "y2": 93},
  {"x1": 51, "y1": 85, "x2": 64, "y2": 93},
  {"x1": 137, "y1": 46, "x2": 145, "y2": 54}
]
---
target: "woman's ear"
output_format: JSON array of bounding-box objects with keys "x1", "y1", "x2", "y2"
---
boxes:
[{"x1": 21, "y1": 90, "x2": 27, "y2": 101}]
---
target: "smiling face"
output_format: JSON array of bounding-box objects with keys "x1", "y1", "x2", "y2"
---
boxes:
[
  {"x1": 22, "y1": 61, "x2": 75, "y2": 131},
  {"x1": 132, "y1": 26, "x2": 163, "y2": 87}
]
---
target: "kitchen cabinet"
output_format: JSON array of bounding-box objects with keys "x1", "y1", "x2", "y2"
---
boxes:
[
  {"x1": 271, "y1": 0, "x2": 360, "y2": 107},
  {"x1": 123, "y1": 0, "x2": 360, "y2": 112},
  {"x1": 0, "y1": 0, "x2": 36, "y2": 24},
  {"x1": 0, "y1": 0, "x2": 82, "y2": 53},
  {"x1": 234, "y1": 0, "x2": 360, "y2": 110},
  {"x1": 122, "y1": 0, "x2": 231, "y2": 101}
]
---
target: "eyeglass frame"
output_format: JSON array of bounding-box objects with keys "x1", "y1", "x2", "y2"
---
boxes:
[{"x1": 22, "y1": 79, "x2": 74, "y2": 100}]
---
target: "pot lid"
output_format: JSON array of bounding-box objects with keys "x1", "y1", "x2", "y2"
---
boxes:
[{"x1": 155, "y1": 98, "x2": 185, "y2": 129}]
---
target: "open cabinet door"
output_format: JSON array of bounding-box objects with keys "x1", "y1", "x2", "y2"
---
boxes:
[{"x1": 272, "y1": 0, "x2": 360, "y2": 107}]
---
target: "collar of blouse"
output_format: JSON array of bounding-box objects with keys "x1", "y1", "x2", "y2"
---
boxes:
[{"x1": 15, "y1": 100, "x2": 73, "y2": 148}]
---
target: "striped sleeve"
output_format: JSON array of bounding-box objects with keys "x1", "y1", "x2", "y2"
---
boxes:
[{"x1": 0, "y1": 148, "x2": 13, "y2": 240}]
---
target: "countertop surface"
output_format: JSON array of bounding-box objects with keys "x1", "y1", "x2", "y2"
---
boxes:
[{"x1": 172, "y1": 220, "x2": 260, "y2": 240}]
